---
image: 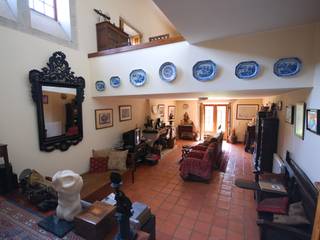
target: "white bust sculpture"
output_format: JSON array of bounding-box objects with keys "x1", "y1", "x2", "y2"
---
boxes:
[{"x1": 52, "y1": 170, "x2": 83, "y2": 221}]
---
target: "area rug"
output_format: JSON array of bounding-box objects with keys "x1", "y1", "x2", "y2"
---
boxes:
[
  {"x1": 161, "y1": 145, "x2": 177, "y2": 158},
  {"x1": 0, "y1": 196, "x2": 83, "y2": 240},
  {"x1": 219, "y1": 151, "x2": 229, "y2": 172}
]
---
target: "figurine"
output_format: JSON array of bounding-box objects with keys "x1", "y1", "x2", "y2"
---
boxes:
[
  {"x1": 52, "y1": 170, "x2": 83, "y2": 221},
  {"x1": 110, "y1": 172, "x2": 136, "y2": 240},
  {"x1": 181, "y1": 112, "x2": 193, "y2": 125}
]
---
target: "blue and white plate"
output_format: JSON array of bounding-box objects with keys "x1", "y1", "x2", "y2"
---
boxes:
[
  {"x1": 110, "y1": 76, "x2": 121, "y2": 88},
  {"x1": 235, "y1": 61, "x2": 260, "y2": 79},
  {"x1": 193, "y1": 60, "x2": 217, "y2": 81},
  {"x1": 95, "y1": 81, "x2": 105, "y2": 91},
  {"x1": 274, "y1": 57, "x2": 302, "y2": 77},
  {"x1": 130, "y1": 69, "x2": 147, "y2": 87},
  {"x1": 159, "y1": 62, "x2": 177, "y2": 82}
]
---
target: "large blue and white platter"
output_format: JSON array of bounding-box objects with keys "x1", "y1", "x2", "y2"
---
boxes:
[
  {"x1": 193, "y1": 60, "x2": 217, "y2": 81},
  {"x1": 110, "y1": 76, "x2": 121, "y2": 88},
  {"x1": 235, "y1": 61, "x2": 260, "y2": 79},
  {"x1": 130, "y1": 69, "x2": 147, "y2": 87},
  {"x1": 95, "y1": 80, "x2": 105, "y2": 91},
  {"x1": 159, "y1": 62, "x2": 177, "y2": 82},
  {"x1": 274, "y1": 57, "x2": 302, "y2": 77}
]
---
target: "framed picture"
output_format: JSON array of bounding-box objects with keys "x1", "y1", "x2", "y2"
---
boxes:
[
  {"x1": 95, "y1": 109, "x2": 113, "y2": 129},
  {"x1": 277, "y1": 101, "x2": 283, "y2": 111},
  {"x1": 306, "y1": 109, "x2": 320, "y2": 134},
  {"x1": 294, "y1": 102, "x2": 306, "y2": 140},
  {"x1": 158, "y1": 104, "x2": 165, "y2": 117},
  {"x1": 168, "y1": 105, "x2": 176, "y2": 120},
  {"x1": 151, "y1": 105, "x2": 158, "y2": 114},
  {"x1": 42, "y1": 95, "x2": 48, "y2": 104},
  {"x1": 236, "y1": 104, "x2": 259, "y2": 120},
  {"x1": 285, "y1": 105, "x2": 294, "y2": 124},
  {"x1": 119, "y1": 105, "x2": 132, "y2": 122}
]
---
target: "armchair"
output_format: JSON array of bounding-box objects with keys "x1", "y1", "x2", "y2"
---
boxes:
[{"x1": 179, "y1": 143, "x2": 217, "y2": 181}]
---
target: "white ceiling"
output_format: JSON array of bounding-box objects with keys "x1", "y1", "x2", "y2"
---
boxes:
[{"x1": 153, "y1": 0, "x2": 320, "y2": 43}]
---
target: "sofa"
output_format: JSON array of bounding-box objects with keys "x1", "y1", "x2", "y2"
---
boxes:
[
  {"x1": 80, "y1": 148, "x2": 134, "y2": 202},
  {"x1": 179, "y1": 131, "x2": 223, "y2": 181}
]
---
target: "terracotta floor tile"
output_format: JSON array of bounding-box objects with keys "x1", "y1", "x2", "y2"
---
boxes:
[
  {"x1": 184, "y1": 209, "x2": 199, "y2": 219},
  {"x1": 226, "y1": 230, "x2": 244, "y2": 240},
  {"x1": 190, "y1": 231, "x2": 208, "y2": 240},
  {"x1": 198, "y1": 212, "x2": 213, "y2": 223},
  {"x1": 172, "y1": 205, "x2": 187, "y2": 215},
  {"x1": 118, "y1": 141, "x2": 259, "y2": 240},
  {"x1": 180, "y1": 217, "x2": 196, "y2": 230},
  {"x1": 174, "y1": 226, "x2": 192, "y2": 240},
  {"x1": 167, "y1": 212, "x2": 183, "y2": 225},
  {"x1": 193, "y1": 221, "x2": 212, "y2": 235},
  {"x1": 210, "y1": 226, "x2": 227, "y2": 239}
]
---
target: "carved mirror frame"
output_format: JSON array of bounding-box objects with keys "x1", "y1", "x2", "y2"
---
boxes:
[{"x1": 29, "y1": 51, "x2": 85, "y2": 152}]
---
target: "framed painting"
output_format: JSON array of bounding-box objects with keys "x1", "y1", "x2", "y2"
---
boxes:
[
  {"x1": 95, "y1": 109, "x2": 113, "y2": 129},
  {"x1": 294, "y1": 102, "x2": 306, "y2": 140},
  {"x1": 306, "y1": 109, "x2": 320, "y2": 135},
  {"x1": 119, "y1": 105, "x2": 132, "y2": 122},
  {"x1": 236, "y1": 104, "x2": 259, "y2": 120},
  {"x1": 168, "y1": 105, "x2": 176, "y2": 120},
  {"x1": 285, "y1": 105, "x2": 294, "y2": 124},
  {"x1": 158, "y1": 104, "x2": 165, "y2": 117}
]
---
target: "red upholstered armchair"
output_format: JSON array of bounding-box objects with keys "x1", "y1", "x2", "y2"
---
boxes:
[{"x1": 180, "y1": 143, "x2": 217, "y2": 181}]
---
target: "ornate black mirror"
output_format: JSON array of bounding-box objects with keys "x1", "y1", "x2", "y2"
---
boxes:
[{"x1": 29, "y1": 52, "x2": 85, "y2": 152}]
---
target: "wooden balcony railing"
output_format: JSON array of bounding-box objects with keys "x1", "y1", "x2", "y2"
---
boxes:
[{"x1": 88, "y1": 35, "x2": 185, "y2": 58}]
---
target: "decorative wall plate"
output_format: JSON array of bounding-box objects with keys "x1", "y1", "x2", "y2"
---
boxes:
[
  {"x1": 130, "y1": 69, "x2": 147, "y2": 87},
  {"x1": 193, "y1": 60, "x2": 217, "y2": 81},
  {"x1": 235, "y1": 61, "x2": 259, "y2": 79},
  {"x1": 95, "y1": 81, "x2": 105, "y2": 91},
  {"x1": 274, "y1": 57, "x2": 302, "y2": 77},
  {"x1": 110, "y1": 76, "x2": 120, "y2": 88},
  {"x1": 159, "y1": 62, "x2": 177, "y2": 82}
]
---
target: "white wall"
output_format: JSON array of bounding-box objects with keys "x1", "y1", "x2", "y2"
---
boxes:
[
  {"x1": 90, "y1": 24, "x2": 316, "y2": 97},
  {"x1": 81, "y1": 0, "x2": 177, "y2": 52},
  {"x1": 175, "y1": 100, "x2": 199, "y2": 130},
  {"x1": 260, "y1": 24, "x2": 320, "y2": 183},
  {"x1": 148, "y1": 98, "x2": 176, "y2": 124},
  {"x1": 0, "y1": 0, "x2": 170, "y2": 177}
]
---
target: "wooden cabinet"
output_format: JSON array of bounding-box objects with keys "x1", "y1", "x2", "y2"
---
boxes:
[
  {"x1": 252, "y1": 112, "x2": 279, "y2": 173},
  {"x1": 178, "y1": 125, "x2": 194, "y2": 140},
  {"x1": 96, "y1": 21, "x2": 129, "y2": 51}
]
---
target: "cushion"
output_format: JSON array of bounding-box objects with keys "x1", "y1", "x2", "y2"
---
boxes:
[
  {"x1": 257, "y1": 197, "x2": 289, "y2": 214},
  {"x1": 89, "y1": 157, "x2": 108, "y2": 173},
  {"x1": 273, "y1": 201, "x2": 310, "y2": 225},
  {"x1": 92, "y1": 148, "x2": 111, "y2": 158},
  {"x1": 108, "y1": 150, "x2": 128, "y2": 171}
]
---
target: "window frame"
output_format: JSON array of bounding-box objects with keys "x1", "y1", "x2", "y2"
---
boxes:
[{"x1": 29, "y1": 0, "x2": 58, "y2": 21}]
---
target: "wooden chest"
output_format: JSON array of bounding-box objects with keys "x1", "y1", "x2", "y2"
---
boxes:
[
  {"x1": 74, "y1": 201, "x2": 116, "y2": 240},
  {"x1": 96, "y1": 21, "x2": 129, "y2": 51}
]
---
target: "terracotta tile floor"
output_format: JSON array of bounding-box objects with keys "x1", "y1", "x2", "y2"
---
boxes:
[{"x1": 121, "y1": 140, "x2": 259, "y2": 240}]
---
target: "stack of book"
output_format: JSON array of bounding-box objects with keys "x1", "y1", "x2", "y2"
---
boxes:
[
  {"x1": 130, "y1": 202, "x2": 151, "y2": 230},
  {"x1": 259, "y1": 180, "x2": 287, "y2": 194}
]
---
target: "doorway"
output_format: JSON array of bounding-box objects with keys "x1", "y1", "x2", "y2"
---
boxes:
[{"x1": 204, "y1": 105, "x2": 228, "y2": 139}]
